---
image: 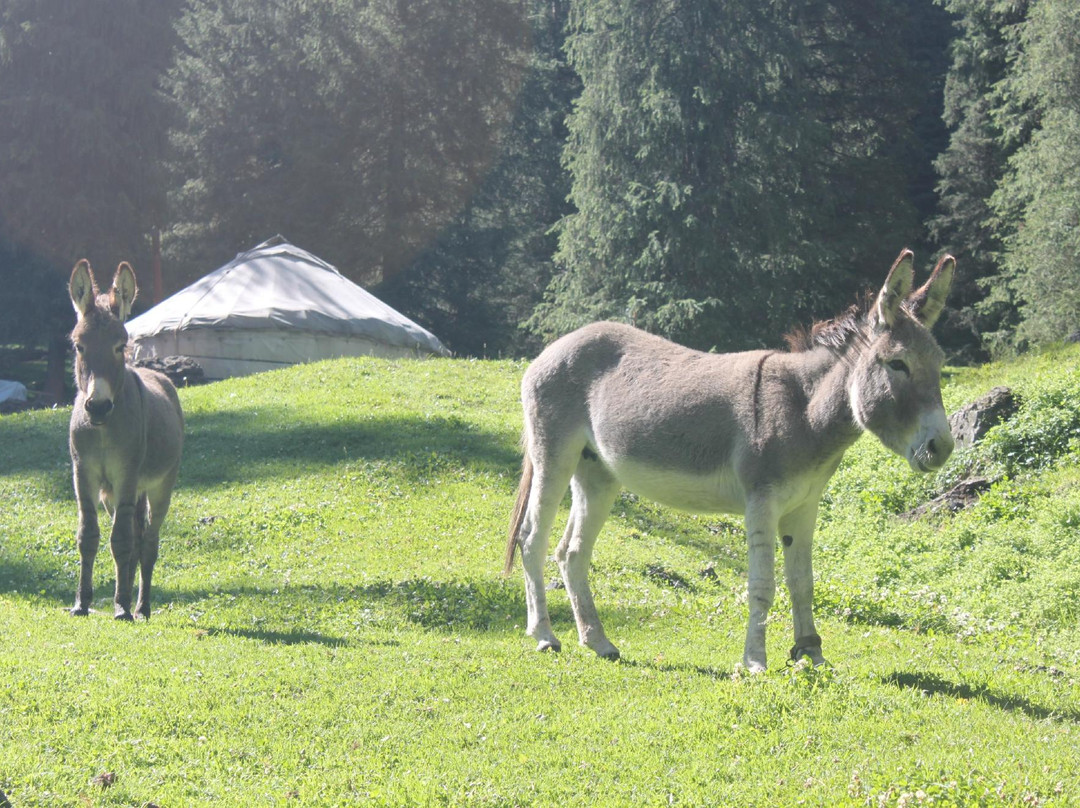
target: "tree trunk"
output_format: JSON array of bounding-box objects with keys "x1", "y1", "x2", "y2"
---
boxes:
[
  {"x1": 152, "y1": 229, "x2": 163, "y2": 304},
  {"x1": 379, "y1": 0, "x2": 409, "y2": 284},
  {"x1": 42, "y1": 332, "x2": 69, "y2": 405}
]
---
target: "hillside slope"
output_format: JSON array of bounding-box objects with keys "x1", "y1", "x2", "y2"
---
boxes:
[{"x1": 0, "y1": 348, "x2": 1077, "y2": 806}]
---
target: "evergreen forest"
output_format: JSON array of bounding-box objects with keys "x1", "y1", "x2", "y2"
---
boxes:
[{"x1": 1, "y1": 0, "x2": 1078, "y2": 385}]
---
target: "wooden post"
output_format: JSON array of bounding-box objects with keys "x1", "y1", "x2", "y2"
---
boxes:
[
  {"x1": 42, "y1": 332, "x2": 69, "y2": 405},
  {"x1": 152, "y1": 228, "x2": 163, "y2": 304}
]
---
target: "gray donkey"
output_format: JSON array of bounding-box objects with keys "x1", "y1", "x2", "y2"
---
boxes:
[
  {"x1": 68, "y1": 260, "x2": 184, "y2": 620},
  {"x1": 505, "y1": 249, "x2": 955, "y2": 671}
]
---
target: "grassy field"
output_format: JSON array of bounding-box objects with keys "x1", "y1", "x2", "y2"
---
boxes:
[{"x1": 1, "y1": 346, "x2": 1078, "y2": 806}]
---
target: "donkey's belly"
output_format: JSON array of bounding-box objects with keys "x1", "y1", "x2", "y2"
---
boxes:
[{"x1": 609, "y1": 458, "x2": 746, "y2": 515}]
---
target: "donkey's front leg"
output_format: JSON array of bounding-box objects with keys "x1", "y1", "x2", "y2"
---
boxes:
[
  {"x1": 780, "y1": 503, "x2": 826, "y2": 667},
  {"x1": 135, "y1": 489, "x2": 172, "y2": 620},
  {"x1": 109, "y1": 494, "x2": 139, "y2": 621},
  {"x1": 71, "y1": 474, "x2": 101, "y2": 617},
  {"x1": 743, "y1": 500, "x2": 779, "y2": 673}
]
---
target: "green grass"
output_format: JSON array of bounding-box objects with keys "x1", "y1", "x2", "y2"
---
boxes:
[{"x1": 1, "y1": 348, "x2": 1078, "y2": 806}]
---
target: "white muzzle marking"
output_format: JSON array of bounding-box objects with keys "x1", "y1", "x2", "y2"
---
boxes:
[
  {"x1": 906, "y1": 407, "x2": 952, "y2": 473},
  {"x1": 86, "y1": 376, "x2": 113, "y2": 405},
  {"x1": 85, "y1": 376, "x2": 116, "y2": 424}
]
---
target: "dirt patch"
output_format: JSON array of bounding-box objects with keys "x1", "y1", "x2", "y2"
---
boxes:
[{"x1": 901, "y1": 476, "x2": 994, "y2": 520}]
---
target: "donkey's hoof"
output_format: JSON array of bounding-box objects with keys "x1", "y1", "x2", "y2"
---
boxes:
[
  {"x1": 536, "y1": 639, "x2": 562, "y2": 653},
  {"x1": 114, "y1": 610, "x2": 134, "y2": 622},
  {"x1": 789, "y1": 634, "x2": 825, "y2": 667},
  {"x1": 69, "y1": 606, "x2": 90, "y2": 617},
  {"x1": 587, "y1": 638, "x2": 620, "y2": 660},
  {"x1": 743, "y1": 658, "x2": 768, "y2": 675}
]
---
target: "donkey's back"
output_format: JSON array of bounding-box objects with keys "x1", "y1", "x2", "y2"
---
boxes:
[{"x1": 522, "y1": 321, "x2": 781, "y2": 513}]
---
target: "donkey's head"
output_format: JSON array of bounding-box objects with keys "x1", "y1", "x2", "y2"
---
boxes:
[
  {"x1": 69, "y1": 260, "x2": 138, "y2": 426},
  {"x1": 848, "y1": 249, "x2": 955, "y2": 473}
]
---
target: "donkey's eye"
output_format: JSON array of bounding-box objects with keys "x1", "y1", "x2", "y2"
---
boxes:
[
  {"x1": 75, "y1": 344, "x2": 85, "y2": 354},
  {"x1": 887, "y1": 359, "x2": 910, "y2": 374}
]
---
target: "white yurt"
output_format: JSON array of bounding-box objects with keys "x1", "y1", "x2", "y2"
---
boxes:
[{"x1": 127, "y1": 237, "x2": 450, "y2": 380}]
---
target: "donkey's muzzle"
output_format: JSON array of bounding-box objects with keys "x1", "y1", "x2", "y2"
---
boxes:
[
  {"x1": 85, "y1": 398, "x2": 114, "y2": 424},
  {"x1": 928, "y1": 435, "x2": 954, "y2": 466},
  {"x1": 912, "y1": 432, "x2": 954, "y2": 473}
]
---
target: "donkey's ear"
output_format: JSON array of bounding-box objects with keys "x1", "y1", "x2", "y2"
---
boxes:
[
  {"x1": 69, "y1": 260, "x2": 97, "y2": 316},
  {"x1": 872, "y1": 249, "x2": 915, "y2": 329},
  {"x1": 110, "y1": 262, "x2": 138, "y2": 321},
  {"x1": 908, "y1": 254, "x2": 954, "y2": 329}
]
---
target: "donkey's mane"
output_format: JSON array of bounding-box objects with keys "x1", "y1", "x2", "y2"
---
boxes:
[
  {"x1": 72, "y1": 296, "x2": 123, "y2": 335},
  {"x1": 781, "y1": 284, "x2": 931, "y2": 354},
  {"x1": 783, "y1": 301, "x2": 867, "y2": 353}
]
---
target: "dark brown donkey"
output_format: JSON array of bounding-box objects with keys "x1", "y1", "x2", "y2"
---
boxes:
[{"x1": 68, "y1": 260, "x2": 184, "y2": 620}]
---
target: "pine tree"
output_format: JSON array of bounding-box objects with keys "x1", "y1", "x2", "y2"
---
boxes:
[
  {"x1": 0, "y1": 0, "x2": 177, "y2": 267},
  {"x1": 930, "y1": 0, "x2": 1030, "y2": 358},
  {"x1": 166, "y1": 0, "x2": 532, "y2": 299},
  {"x1": 0, "y1": 0, "x2": 178, "y2": 397},
  {"x1": 377, "y1": 0, "x2": 578, "y2": 356},
  {"x1": 990, "y1": 0, "x2": 1080, "y2": 347},
  {"x1": 534, "y1": 0, "x2": 931, "y2": 351}
]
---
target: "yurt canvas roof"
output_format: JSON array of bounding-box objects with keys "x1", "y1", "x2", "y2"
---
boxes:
[{"x1": 127, "y1": 237, "x2": 449, "y2": 379}]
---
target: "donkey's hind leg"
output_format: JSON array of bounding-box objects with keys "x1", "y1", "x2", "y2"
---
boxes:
[
  {"x1": 519, "y1": 453, "x2": 578, "y2": 653},
  {"x1": 135, "y1": 487, "x2": 172, "y2": 620},
  {"x1": 556, "y1": 458, "x2": 620, "y2": 659}
]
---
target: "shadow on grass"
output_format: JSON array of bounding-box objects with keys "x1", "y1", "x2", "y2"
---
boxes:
[
  {"x1": 0, "y1": 571, "x2": 551, "y2": 653},
  {"x1": 0, "y1": 555, "x2": 72, "y2": 604},
  {"x1": 616, "y1": 656, "x2": 733, "y2": 680},
  {"x1": 883, "y1": 671, "x2": 1080, "y2": 723},
  {"x1": 614, "y1": 493, "x2": 746, "y2": 565},
  {"x1": 5, "y1": 552, "x2": 686, "y2": 658},
  {"x1": 1, "y1": 406, "x2": 523, "y2": 504},
  {"x1": 179, "y1": 406, "x2": 520, "y2": 489},
  {"x1": 201, "y1": 626, "x2": 394, "y2": 648},
  {"x1": 156, "y1": 576, "x2": 546, "y2": 634},
  {"x1": 0, "y1": 409, "x2": 69, "y2": 477}
]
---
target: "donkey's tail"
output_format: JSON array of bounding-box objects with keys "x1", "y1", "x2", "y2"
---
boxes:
[{"x1": 503, "y1": 453, "x2": 533, "y2": 575}]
